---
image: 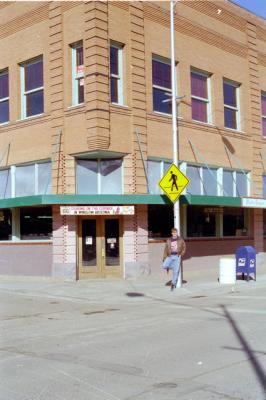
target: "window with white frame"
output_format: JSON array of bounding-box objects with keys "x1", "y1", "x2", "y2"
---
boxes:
[
  {"x1": 202, "y1": 167, "x2": 217, "y2": 196},
  {"x1": 76, "y1": 159, "x2": 123, "y2": 194},
  {"x1": 0, "y1": 161, "x2": 51, "y2": 199},
  {"x1": 110, "y1": 42, "x2": 124, "y2": 105},
  {"x1": 223, "y1": 79, "x2": 240, "y2": 130},
  {"x1": 0, "y1": 70, "x2": 9, "y2": 124},
  {"x1": 147, "y1": 160, "x2": 171, "y2": 194},
  {"x1": 262, "y1": 92, "x2": 266, "y2": 138},
  {"x1": 186, "y1": 165, "x2": 201, "y2": 195},
  {"x1": 21, "y1": 57, "x2": 44, "y2": 118},
  {"x1": 263, "y1": 175, "x2": 266, "y2": 198},
  {"x1": 152, "y1": 56, "x2": 172, "y2": 114},
  {"x1": 185, "y1": 164, "x2": 249, "y2": 197},
  {"x1": 223, "y1": 170, "x2": 234, "y2": 196},
  {"x1": 0, "y1": 169, "x2": 11, "y2": 199},
  {"x1": 71, "y1": 42, "x2": 84, "y2": 105},
  {"x1": 191, "y1": 69, "x2": 211, "y2": 124}
]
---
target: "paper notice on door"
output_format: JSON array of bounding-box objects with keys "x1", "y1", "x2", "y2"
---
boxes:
[
  {"x1": 107, "y1": 238, "x2": 117, "y2": 244},
  {"x1": 85, "y1": 236, "x2": 93, "y2": 245}
]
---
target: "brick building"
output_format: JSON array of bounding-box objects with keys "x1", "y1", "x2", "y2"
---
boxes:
[{"x1": 0, "y1": 1, "x2": 265, "y2": 279}]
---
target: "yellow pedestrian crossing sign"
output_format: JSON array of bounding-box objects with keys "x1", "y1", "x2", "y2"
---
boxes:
[{"x1": 159, "y1": 163, "x2": 189, "y2": 203}]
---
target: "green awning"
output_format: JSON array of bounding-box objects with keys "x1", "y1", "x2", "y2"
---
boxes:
[{"x1": 0, "y1": 193, "x2": 242, "y2": 209}]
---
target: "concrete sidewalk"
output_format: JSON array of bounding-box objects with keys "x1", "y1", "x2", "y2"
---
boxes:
[{"x1": 0, "y1": 263, "x2": 265, "y2": 306}]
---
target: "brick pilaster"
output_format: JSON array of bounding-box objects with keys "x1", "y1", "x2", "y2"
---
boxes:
[{"x1": 84, "y1": 1, "x2": 110, "y2": 150}]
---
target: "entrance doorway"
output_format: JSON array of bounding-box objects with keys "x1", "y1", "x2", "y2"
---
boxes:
[{"x1": 78, "y1": 216, "x2": 123, "y2": 279}]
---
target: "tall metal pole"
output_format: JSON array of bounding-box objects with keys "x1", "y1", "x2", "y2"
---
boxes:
[{"x1": 170, "y1": 0, "x2": 182, "y2": 287}]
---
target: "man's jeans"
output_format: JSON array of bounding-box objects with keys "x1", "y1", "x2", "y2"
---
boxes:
[{"x1": 163, "y1": 255, "x2": 181, "y2": 286}]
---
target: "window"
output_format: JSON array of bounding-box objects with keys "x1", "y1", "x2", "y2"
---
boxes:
[
  {"x1": 148, "y1": 205, "x2": 173, "y2": 238},
  {"x1": 186, "y1": 165, "x2": 201, "y2": 195},
  {"x1": 262, "y1": 93, "x2": 266, "y2": 138},
  {"x1": 76, "y1": 159, "x2": 122, "y2": 194},
  {"x1": 264, "y1": 209, "x2": 266, "y2": 236},
  {"x1": 0, "y1": 169, "x2": 11, "y2": 199},
  {"x1": 71, "y1": 42, "x2": 84, "y2": 105},
  {"x1": 0, "y1": 70, "x2": 9, "y2": 124},
  {"x1": 223, "y1": 170, "x2": 234, "y2": 196},
  {"x1": 21, "y1": 57, "x2": 44, "y2": 118},
  {"x1": 223, "y1": 80, "x2": 240, "y2": 130},
  {"x1": 223, "y1": 208, "x2": 247, "y2": 236},
  {"x1": 147, "y1": 160, "x2": 171, "y2": 194},
  {"x1": 202, "y1": 167, "x2": 217, "y2": 196},
  {"x1": 236, "y1": 171, "x2": 247, "y2": 196},
  {"x1": 0, "y1": 162, "x2": 51, "y2": 198},
  {"x1": 186, "y1": 164, "x2": 218, "y2": 196},
  {"x1": 20, "y1": 207, "x2": 52, "y2": 240},
  {"x1": 263, "y1": 175, "x2": 266, "y2": 198},
  {"x1": 186, "y1": 206, "x2": 249, "y2": 238},
  {"x1": 110, "y1": 43, "x2": 124, "y2": 105},
  {"x1": 187, "y1": 206, "x2": 216, "y2": 237},
  {"x1": 191, "y1": 69, "x2": 211, "y2": 123},
  {"x1": 152, "y1": 56, "x2": 172, "y2": 114},
  {"x1": 0, "y1": 209, "x2": 12, "y2": 241}
]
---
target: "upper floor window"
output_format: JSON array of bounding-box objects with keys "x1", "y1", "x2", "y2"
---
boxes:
[
  {"x1": 71, "y1": 42, "x2": 84, "y2": 105},
  {"x1": 110, "y1": 42, "x2": 124, "y2": 105},
  {"x1": 191, "y1": 69, "x2": 211, "y2": 124},
  {"x1": 223, "y1": 79, "x2": 240, "y2": 130},
  {"x1": 262, "y1": 92, "x2": 266, "y2": 138},
  {"x1": 76, "y1": 158, "x2": 123, "y2": 195},
  {"x1": 21, "y1": 57, "x2": 44, "y2": 119},
  {"x1": 0, "y1": 70, "x2": 9, "y2": 124},
  {"x1": 152, "y1": 56, "x2": 172, "y2": 114}
]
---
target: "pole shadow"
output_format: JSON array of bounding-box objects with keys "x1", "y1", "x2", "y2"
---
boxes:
[{"x1": 220, "y1": 305, "x2": 266, "y2": 396}]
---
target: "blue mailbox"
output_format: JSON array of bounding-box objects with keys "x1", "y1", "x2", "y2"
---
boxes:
[{"x1": 235, "y1": 246, "x2": 256, "y2": 281}]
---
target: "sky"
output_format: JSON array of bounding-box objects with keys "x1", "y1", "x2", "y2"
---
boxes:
[{"x1": 230, "y1": 0, "x2": 266, "y2": 19}]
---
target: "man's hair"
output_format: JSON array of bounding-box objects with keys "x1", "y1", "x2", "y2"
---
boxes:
[{"x1": 171, "y1": 228, "x2": 178, "y2": 233}]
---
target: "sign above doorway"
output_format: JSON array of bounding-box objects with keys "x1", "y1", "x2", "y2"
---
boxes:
[{"x1": 60, "y1": 205, "x2": 135, "y2": 216}]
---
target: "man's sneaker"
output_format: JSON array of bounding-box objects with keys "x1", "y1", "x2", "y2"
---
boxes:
[{"x1": 170, "y1": 283, "x2": 176, "y2": 291}]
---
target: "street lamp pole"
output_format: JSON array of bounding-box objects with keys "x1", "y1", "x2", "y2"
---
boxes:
[{"x1": 170, "y1": 0, "x2": 182, "y2": 287}]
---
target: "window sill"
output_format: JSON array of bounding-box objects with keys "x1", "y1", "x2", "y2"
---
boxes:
[
  {"x1": 67, "y1": 103, "x2": 85, "y2": 110},
  {"x1": 191, "y1": 119, "x2": 214, "y2": 127},
  {"x1": 223, "y1": 127, "x2": 245, "y2": 135},
  {"x1": 20, "y1": 113, "x2": 45, "y2": 121}
]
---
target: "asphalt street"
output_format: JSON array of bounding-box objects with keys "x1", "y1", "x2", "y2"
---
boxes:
[{"x1": 1, "y1": 276, "x2": 266, "y2": 400}]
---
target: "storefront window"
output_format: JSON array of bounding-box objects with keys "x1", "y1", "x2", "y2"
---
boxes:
[
  {"x1": 187, "y1": 206, "x2": 216, "y2": 237},
  {"x1": 20, "y1": 207, "x2": 52, "y2": 240},
  {"x1": 148, "y1": 205, "x2": 173, "y2": 238},
  {"x1": 263, "y1": 209, "x2": 266, "y2": 236},
  {"x1": 223, "y1": 207, "x2": 247, "y2": 236},
  {"x1": 0, "y1": 209, "x2": 12, "y2": 240}
]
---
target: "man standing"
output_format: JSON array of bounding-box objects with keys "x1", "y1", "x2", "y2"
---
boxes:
[{"x1": 162, "y1": 227, "x2": 186, "y2": 291}]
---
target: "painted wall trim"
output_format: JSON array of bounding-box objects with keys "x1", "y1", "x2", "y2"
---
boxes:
[{"x1": 0, "y1": 194, "x2": 243, "y2": 209}]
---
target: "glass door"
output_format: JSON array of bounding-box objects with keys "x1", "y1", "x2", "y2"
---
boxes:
[
  {"x1": 103, "y1": 218, "x2": 122, "y2": 277},
  {"x1": 78, "y1": 216, "x2": 123, "y2": 279}
]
